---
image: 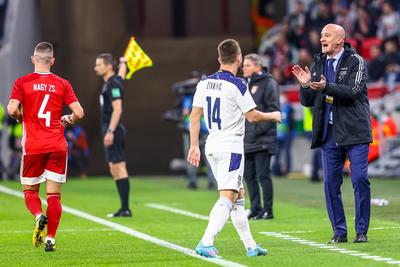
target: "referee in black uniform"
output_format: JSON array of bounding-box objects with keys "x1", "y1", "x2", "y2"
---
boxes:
[{"x1": 95, "y1": 53, "x2": 131, "y2": 217}]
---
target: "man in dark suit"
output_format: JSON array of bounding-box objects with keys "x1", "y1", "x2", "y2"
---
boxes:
[{"x1": 292, "y1": 24, "x2": 372, "y2": 243}]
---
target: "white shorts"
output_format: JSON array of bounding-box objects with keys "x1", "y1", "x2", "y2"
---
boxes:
[{"x1": 206, "y1": 152, "x2": 244, "y2": 191}]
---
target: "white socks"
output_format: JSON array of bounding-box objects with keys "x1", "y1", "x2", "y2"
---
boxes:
[
  {"x1": 230, "y1": 198, "x2": 257, "y2": 250},
  {"x1": 201, "y1": 197, "x2": 233, "y2": 246}
]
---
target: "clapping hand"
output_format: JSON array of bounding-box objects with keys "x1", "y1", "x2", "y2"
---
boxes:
[
  {"x1": 292, "y1": 65, "x2": 311, "y2": 86},
  {"x1": 310, "y1": 75, "x2": 326, "y2": 90}
]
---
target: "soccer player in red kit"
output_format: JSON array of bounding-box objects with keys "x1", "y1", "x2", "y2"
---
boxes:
[{"x1": 7, "y1": 42, "x2": 84, "y2": 252}]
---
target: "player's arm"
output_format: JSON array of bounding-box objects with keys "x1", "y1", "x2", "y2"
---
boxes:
[
  {"x1": 187, "y1": 106, "x2": 203, "y2": 167},
  {"x1": 245, "y1": 109, "x2": 282, "y2": 123},
  {"x1": 61, "y1": 102, "x2": 84, "y2": 126},
  {"x1": 104, "y1": 99, "x2": 122, "y2": 147},
  {"x1": 118, "y1": 57, "x2": 128, "y2": 80},
  {"x1": 7, "y1": 99, "x2": 22, "y2": 123}
]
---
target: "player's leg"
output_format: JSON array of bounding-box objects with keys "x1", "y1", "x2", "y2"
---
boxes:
[
  {"x1": 196, "y1": 153, "x2": 239, "y2": 258},
  {"x1": 20, "y1": 153, "x2": 47, "y2": 247},
  {"x1": 106, "y1": 126, "x2": 131, "y2": 217},
  {"x1": 108, "y1": 161, "x2": 131, "y2": 217},
  {"x1": 43, "y1": 151, "x2": 68, "y2": 252},
  {"x1": 231, "y1": 188, "x2": 268, "y2": 256},
  {"x1": 44, "y1": 180, "x2": 62, "y2": 252}
]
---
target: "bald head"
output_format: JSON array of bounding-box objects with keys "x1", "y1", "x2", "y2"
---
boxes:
[
  {"x1": 320, "y1": 24, "x2": 346, "y2": 56},
  {"x1": 324, "y1": 24, "x2": 345, "y2": 39}
]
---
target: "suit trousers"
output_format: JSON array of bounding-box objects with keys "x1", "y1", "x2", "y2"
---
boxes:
[
  {"x1": 244, "y1": 150, "x2": 273, "y2": 214},
  {"x1": 322, "y1": 125, "x2": 370, "y2": 236}
]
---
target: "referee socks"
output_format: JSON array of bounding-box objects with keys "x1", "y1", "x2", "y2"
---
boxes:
[{"x1": 116, "y1": 178, "x2": 130, "y2": 211}]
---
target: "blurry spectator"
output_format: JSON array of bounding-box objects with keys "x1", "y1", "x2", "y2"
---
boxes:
[
  {"x1": 272, "y1": 33, "x2": 299, "y2": 67},
  {"x1": 0, "y1": 0, "x2": 7, "y2": 47},
  {"x1": 298, "y1": 48, "x2": 314, "y2": 69},
  {"x1": 272, "y1": 94, "x2": 295, "y2": 176},
  {"x1": 334, "y1": 1, "x2": 356, "y2": 36},
  {"x1": 383, "y1": 38, "x2": 400, "y2": 64},
  {"x1": 353, "y1": 6, "x2": 377, "y2": 42},
  {"x1": 182, "y1": 93, "x2": 216, "y2": 190},
  {"x1": 286, "y1": 0, "x2": 307, "y2": 48},
  {"x1": 305, "y1": 1, "x2": 335, "y2": 34},
  {"x1": 271, "y1": 66, "x2": 290, "y2": 85},
  {"x1": 368, "y1": 44, "x2": 386, "y2": 81},
  {"x1": 305, "y1": 29, "x2": 322, "y2": 56},
  {"x1": 377, "y1": 1, "x2": 400, "y2": 40},
  {"x1": 66, "y1": 125, "x2": 90, "y2": 178},
  {"x1": 7, "y1": 116, "x2": 22, "y2": 180},
  {"x1": 384, "y1": 58, "x2": 400, "y2": 92}
]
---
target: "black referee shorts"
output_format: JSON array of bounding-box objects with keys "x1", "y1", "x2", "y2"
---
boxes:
[{"x1": 102, "y1": 124, "x2": 126, "y2": 163}]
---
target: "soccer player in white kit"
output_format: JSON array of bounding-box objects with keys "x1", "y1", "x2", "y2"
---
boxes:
[{"x1": 188, "y1": 39, "x2": 281, "y2": 258}]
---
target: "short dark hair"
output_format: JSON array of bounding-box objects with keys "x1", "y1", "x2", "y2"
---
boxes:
[
  {"x1": 96, "y1": 53, "x2": 115, "y2": 67},
  {"x1": 34, "y1": 42, "x2": 54, "y2": 55},
  {"x1": 218, "y1": 39, "x2": 241, "y2": 64}
]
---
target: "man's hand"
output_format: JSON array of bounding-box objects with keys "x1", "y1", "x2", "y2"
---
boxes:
[
  {"x1": 119, "y1": 56, "x2": 127, "y2": 64},
  {"x1": 270, "y1": 111, "x2": 282, "y2": 123},
  {"x1": 292, "y1": 65, "x2": 311, "y2": 86},
  {"x1": 61, "y1": 115, "x2": 73, "y2": 127},
  {"x1": 187, "y1": 146, "x2": 201, "y2": 167},
  {"x1": 310, "y1": 75, "x2": 326, "y2": 90},
  {"x1": 104, "y1": 132, "x2": 114, "y2": 147}
]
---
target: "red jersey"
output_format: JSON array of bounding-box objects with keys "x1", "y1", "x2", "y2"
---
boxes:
[{"x1": 10, "y1": 72, "x2": 78, "y2": 155}]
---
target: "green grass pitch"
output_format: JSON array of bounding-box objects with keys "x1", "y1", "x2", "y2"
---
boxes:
[{"x1": 0, "y1": 176, "x2": 399, "y2": 266}]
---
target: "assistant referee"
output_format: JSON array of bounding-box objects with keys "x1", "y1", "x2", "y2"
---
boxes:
[{"x1": 94, "y1": 53, "x2": 131, "y2": 217}]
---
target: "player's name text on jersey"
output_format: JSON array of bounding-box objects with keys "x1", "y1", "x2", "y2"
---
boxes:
[
  {"x1": 206, "y1": 81, "x2": 222, "y2": 91},
  {"x1": 33, "y1": 83, "x2": 56, "y2": 93}
]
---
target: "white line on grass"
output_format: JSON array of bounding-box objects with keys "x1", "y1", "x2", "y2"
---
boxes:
[
  {"x1": 1, "y1": 228, "x2": 117, "y2": 234},
  {"x1": 147, "y1": 203, "x2": 210, "y2": 221},
  {"x1": 0, "y1": 185, "x2": 245, "y2": 267},
  {"x1": 260, "y1": 232, "x2": 400, "y2": 266}
]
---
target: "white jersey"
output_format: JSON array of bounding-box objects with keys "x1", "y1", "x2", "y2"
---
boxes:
[{"x1": 192, "y1": 70, "x2": 256, "y2": 154}]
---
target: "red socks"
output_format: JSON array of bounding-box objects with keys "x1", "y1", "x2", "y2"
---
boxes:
[
  {"x1": 46, "y1": 193, "x2": 62, "y2": 238},
  {"x1": 23, "y1": 190, "x2": 43, "y2": 216}
]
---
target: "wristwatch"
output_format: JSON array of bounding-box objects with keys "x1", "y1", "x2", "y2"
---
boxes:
[{"x1": 107, "y1": 128, "x2": 114, "y2": 134}]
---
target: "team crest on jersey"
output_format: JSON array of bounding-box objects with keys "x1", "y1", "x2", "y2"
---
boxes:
[{"x1": 251, "y1": 85, "x2": 258, "y2": 94}]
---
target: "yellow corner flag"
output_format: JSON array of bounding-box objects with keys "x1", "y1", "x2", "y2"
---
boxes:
[{"x1": 124, "y1": 37, "x2": 153, "y2": 80}]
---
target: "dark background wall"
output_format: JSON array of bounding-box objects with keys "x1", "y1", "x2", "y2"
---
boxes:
[{"x1": 38, "y1": 0, "x2": 254, "y2": 175}]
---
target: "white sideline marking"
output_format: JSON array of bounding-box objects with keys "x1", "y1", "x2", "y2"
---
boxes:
[
  {"x1": 0, "y1": 228, "x2": 116, "y2": 234},
  {"x1": 147, "y1": 203, "x2": 210, "y2": 221},
  {"x1": 370, "y1": 227, "x2": 400, "y2": 230},
  {"x1": 260, "y1": 232, "x2": 400, "y2": 266},
  {"x1": 0, "y1": 185, "x2": 245, "y2": 267}
]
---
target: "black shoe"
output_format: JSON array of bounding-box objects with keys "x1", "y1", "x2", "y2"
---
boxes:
[
  {"x1": 248, "y1": 209, "x2": 262, "y2": 220},
  {"x1": 187, "y1": 181, "x2": 198, "y2": 190},
  {"x1": 327, "y1": 235, "x2": 348, "y2": 244},
  {"x1": 353, "y1": 233, "x2": 367, "y2": 243},
  {"x1": 256, "y1": 210, "x2": 274, "y2": 220},
  {"x1": 107, "y1": 209, "x2": 132, "y2": 218}
]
